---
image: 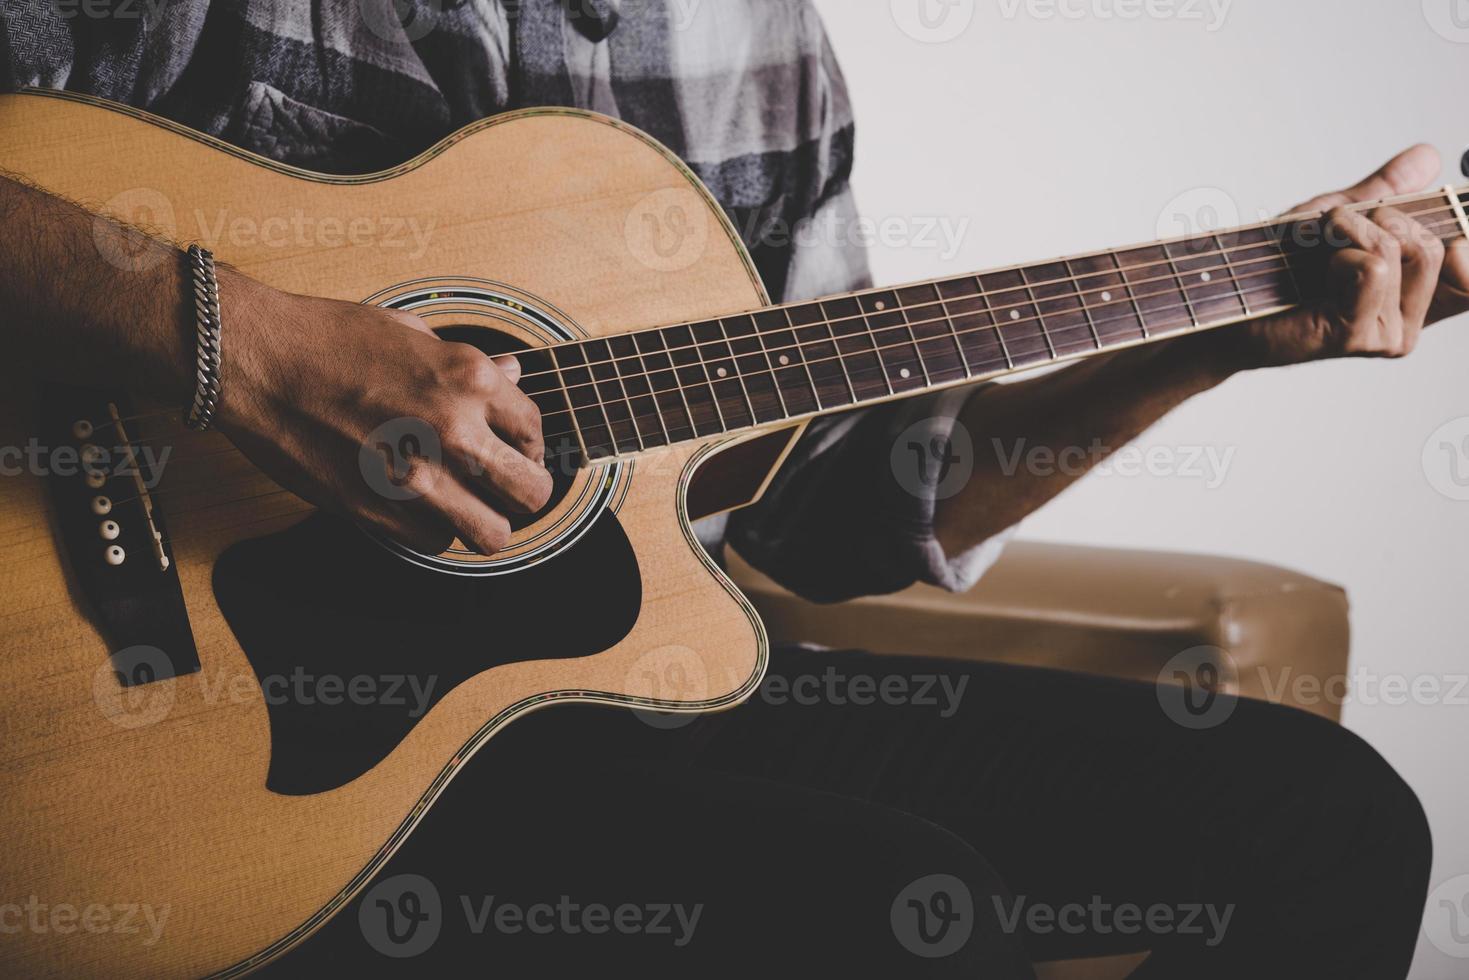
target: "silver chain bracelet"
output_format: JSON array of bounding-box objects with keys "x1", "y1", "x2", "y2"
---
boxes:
[{"x1": 184, "y1": 244, "x2": 223, "y2": 431}]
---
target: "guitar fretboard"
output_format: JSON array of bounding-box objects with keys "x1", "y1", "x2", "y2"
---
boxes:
[{"x1": 521, "y1": 186, "x2": 1469, "y2": 462}]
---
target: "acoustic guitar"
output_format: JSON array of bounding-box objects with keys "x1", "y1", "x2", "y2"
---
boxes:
[{"x1": 1, "y1": 89, "x2": 1464, "y2": 978}]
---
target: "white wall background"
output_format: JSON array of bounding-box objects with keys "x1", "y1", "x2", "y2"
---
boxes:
[{"x1": 811, "y1": 2, "x2": 1469, "y2": 975}]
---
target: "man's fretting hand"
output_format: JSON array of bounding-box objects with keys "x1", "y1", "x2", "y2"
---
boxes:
[
  {"x1": 1228, "y1": 144, "x2": 1469, "y2": 368},
  {"x1": 215, "y1": 269, "x2": 553, "y2": 556}
]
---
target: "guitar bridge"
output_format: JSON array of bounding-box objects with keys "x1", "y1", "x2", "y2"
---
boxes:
[{"x1": 42, "y1": 387, "x2": 200, "y2": 687}]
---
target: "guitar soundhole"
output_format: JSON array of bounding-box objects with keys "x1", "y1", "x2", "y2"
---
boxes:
[{"x1": 432, "y1": 325, "x2": 577, "y2": 532}]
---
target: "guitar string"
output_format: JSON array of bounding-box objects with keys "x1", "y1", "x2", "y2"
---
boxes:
[
  {"x1": 70, "y1": 202, "x2": 1466, "y2": 450},
  {"x1": 506, "y1": 196, "x2": 1468, "y2": 384},
  {"x1": 25, "y1": 204, "x2": 1466, "y2": 540},
  {"x1": 67, "y1": 214, "x2": 1466, "y2": 515},
  {"x1": 80, "y1": 210, "x2": 1467, "y2": 465},
  {"x1": 58, "y1": 263, "x2": 1365, "y2": 532},
  {"x1": 72, "y1": 255, "x2": 1313, "y2": 506},
  {"x1": 527, "y1": 216, "x2": 1467, "y2": 407}
]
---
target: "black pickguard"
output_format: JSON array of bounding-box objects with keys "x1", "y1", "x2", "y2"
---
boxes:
[{"x1": 213, "y1": 511, "x2": 641, "y2": 796}]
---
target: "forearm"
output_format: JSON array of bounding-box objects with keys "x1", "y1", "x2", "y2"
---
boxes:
[
  {"x1": 934, "y1": 330, "x2": 1245, "y2": 555},
  {"x1": 0, "y1": 172, "x2": 195, "y2": 401}
]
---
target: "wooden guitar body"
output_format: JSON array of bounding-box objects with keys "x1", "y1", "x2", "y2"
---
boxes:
[{"x1": 0, "y1": 92, "x2": 788, "y2": 978}]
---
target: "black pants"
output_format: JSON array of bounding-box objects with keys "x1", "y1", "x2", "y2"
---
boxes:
[{"x1": 264, "y1": 649, "x2": 1431, "y2": 978}]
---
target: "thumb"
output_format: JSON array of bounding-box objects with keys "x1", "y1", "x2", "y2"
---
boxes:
[{"x1": 1289, "y1": 143, "x2": 1442, "y2": 213}]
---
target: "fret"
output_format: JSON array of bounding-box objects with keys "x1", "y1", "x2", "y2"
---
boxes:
[
  {"x1": 896, "y1": 282, "x2": 969, "y2": 384},
  {"x1": 859, "y1": 290, "x2": 927, "y2": 394},
  {"x1": 1108, "y1": 250, "x2": 1150, "y2": 339},
  {"x1": 1071, "y1": 252, "x2": 1147, "y2": 345},
  {"x1": 520, "y1": 346, "x2": 587, "y2": 466},
  {"x1": 582, "y1": 339, "x2": 644, "y2": 453},
  {"x1": 937, "y1": 276, "x2": 1010, "y2": 374},
  {"x1": 663, "y1": 324, "x2": 727, "y2": 437},
  {"x1": 788, "y1": 301, "x2": 856, "y2": 408},
  {"x1": 1162, "y1": 244, "x2": 1201, "y2": 328},
  {"x1": 979, "y1": 270, "x2": 1052, "y2": 367},
  {"x1": 634, "y1": 330, "x2": 698, "y2": 442},
  {"x1": 690, "y1": 320, "x2": 755, "y2": 429},
  {"x1": 1227, "y1": 226, "x2": 1300, "y2": 309},
  {"x1": 1019, "y1": 273, "x2": 1058, "y2": 358},
  {"x1": 1116, "y1": 245, "x2": 1194, "y2": 336},
  {"x1": 1213, "y1": 231, "x2": 1251, "y2": 315},
  {"x1": 1062, "y1": 259, "x2": 1104, "y2": 349},
  {"x1": 722, "y1": 314, "x2": 787, "y2": 423},
  {"x1": 821, "y1": 296, "x2": 890, "y2": 401},
  {"x1": 754, "y1": 309, "x2": 821, "y2": 416},
  {"x1": 1264, "y1": 224, "x2": 1309, "y2": 308},
  {"x1": 550, "y1": 343, "x2": 619, "y2": 458},
  {"x1": 1164, "y1": 236, "x2": 1245, "y2": 325},
  {"x1": 608, "y1": 334, "x2": 670, "y2": 448},
  {"x1": 1023, "y1": 262, "x2": 1096, "y2": 357},
  {"x1": 1446, "y1": 186, "x2": 1469, "y2": 240}
]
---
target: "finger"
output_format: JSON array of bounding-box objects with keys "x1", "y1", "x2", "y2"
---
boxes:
[
  {"x1": 410, "y1": 467, "x2": 515, "y2": 556},
  {"x1": 1372, "y1": 207, "x2": 1444, "y2": 346},
  {"x1": 1291, "y1": 144, "x2": 1441, "y2": 213},
  {"x1": 485, "y1": 383, "x2": 546, "y2": 461},
  {"x1": 1328, "y1": 206, "x2": 1402, "y2": 298},
  {"x1": 1430, "y1": 237, "x2": 1469, "y2": 324},
  {"x1": 446, "y1": 426, "x2": 554, "y2": 514},
  {"x1": 492, "y1": 354, "x2": 521, "y2": 384},
  {"x1": 1326, "y1": 249, "x2": 1394, "y2": 356}
]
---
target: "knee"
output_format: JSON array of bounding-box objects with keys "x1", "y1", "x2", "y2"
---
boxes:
[
  {"x1": 1257, "y1": 706, "x2": 1433, "y2": 895},
  {"x1": 1327, "y1": 724, "x2": 1433, "y2": 891}
]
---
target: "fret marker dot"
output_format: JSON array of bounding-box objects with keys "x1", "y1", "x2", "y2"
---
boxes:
[
  {"x1": 874, "y1": 300, "x2": 886, "y2": 310},
  {"x1": 1200, "y1": 272, "x2": 1212, "y2": 282},
  {"x1": 1101, "y1": 291, "x2": 1113, "y2": 302},
  {"x1": 900, "y1": 368, "x2": 911, "y2": 379},
  {"x1": 1010, "y1": 310, "x2": 1021, "y2": 320},
  {"x1": 716, "y1": 367, "x2": 728, "y2": 378},
  {"x1": 778, "y1": 355, "x2": 790, "y2": 366}
]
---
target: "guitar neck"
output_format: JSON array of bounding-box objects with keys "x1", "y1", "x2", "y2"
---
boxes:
[{"x1": 528, "y1": 184, "x2": 1469, "y2": 463}]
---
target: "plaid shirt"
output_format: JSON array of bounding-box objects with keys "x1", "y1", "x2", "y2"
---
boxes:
[{"x1": 0, "y1": 0, "x2": 1009, "y2": 601}]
